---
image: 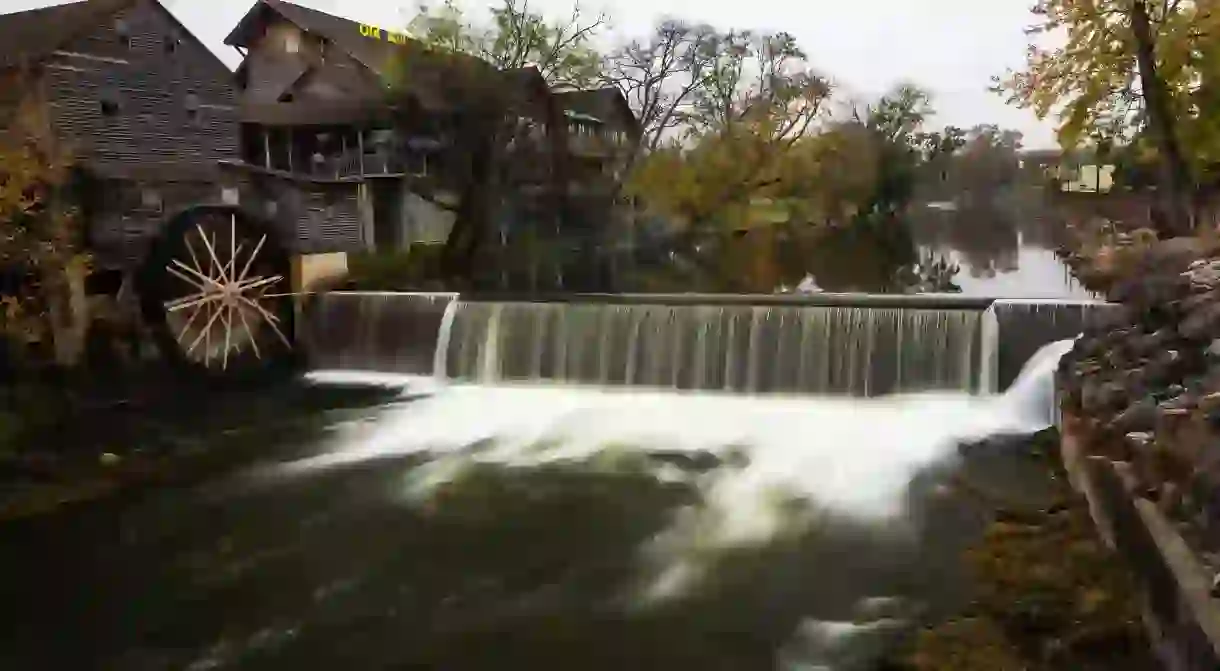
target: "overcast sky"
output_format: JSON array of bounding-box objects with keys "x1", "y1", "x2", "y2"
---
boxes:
[{"x1": 3, "y1": 0, "x2": 1061, "y2": 148}]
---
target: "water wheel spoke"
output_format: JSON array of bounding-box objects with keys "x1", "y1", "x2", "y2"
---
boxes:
[
  {"x1": 175, "y1": 296, "x2": 209, "y2": 346},
  {"x1": 237, "y1": 304, "x2": 261, "y2": 360},
  {"x1": 167, "y1": 263, "x2": 211, "y2": 293},
  {"x1": 261, "y1": 291, "x2": 311, "y2": 298},
  {"x1": 167, "y1": 290, "x2": 223, "y2": 313},
  {"x1": 184, "y1": 232, "x2": 205, "y2": 281},
  {"x1": 171, "y1": 258, "x2": 223, "y2": 292},
  {"x1": 154, "y1": 209, "x2": 293, "y2": 370},
  {"x1": 229, "y1": 214, "x2": 236, "y2": 286},
  {"x1": 222, "y1": 303, "x2": 234, "y2": 370},
  {"x1": 237, "y1": 293, "x2": 291, "y2": 348},
  {"x1": 236, "y1": 234, "x2": 267, "y2": 286},
  {"x1": 187, "y1": 298, "x2": 226, "y2": 356},
  {"x1": 198, "y1": 224, "x2": 228, "y2": 286},
  {"x1": 221, "y1": 242, "x2": 245, "y2": 283}
]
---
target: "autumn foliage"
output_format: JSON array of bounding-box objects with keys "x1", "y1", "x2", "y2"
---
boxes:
[{"x1": 0, "y1": 95, "x2": 91, "y2": 367}]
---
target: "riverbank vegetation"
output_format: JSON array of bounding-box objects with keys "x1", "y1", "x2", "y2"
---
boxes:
[{"x1": 899, "y1": 430, "x2": 1153, "y2": 670}]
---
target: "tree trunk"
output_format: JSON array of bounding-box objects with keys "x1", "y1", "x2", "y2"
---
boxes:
[
  {"x1": 1131, "y1": 0, "x2": 1194, "y2": 236},
  {"x1": 440, "y1": 117, "x2": 499, "y2": 282},
  {"x1": 45, "y1": 257, "x2": 90, "y2": 368}
]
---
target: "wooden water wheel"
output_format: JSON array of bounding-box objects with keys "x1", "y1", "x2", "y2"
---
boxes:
[{"x1": 138, "y1": 204, "x2": 298, "y2": 377}]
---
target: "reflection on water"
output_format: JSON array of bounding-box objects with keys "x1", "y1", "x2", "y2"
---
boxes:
[
  {"x1": 0, "y1": 343, "x2": 1069, "y2": 670},
  {"x1": 798, "y1": 189, "x2": 1093, "y2": 298}
]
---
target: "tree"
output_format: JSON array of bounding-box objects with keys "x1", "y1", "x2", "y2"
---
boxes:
[
  {"x1": 406, "y1": 0, "x2": 606, "y2": 88},
  {"x1": 603, "y1": 21, "x2": 718, "y2": 158},
  {"x1": 0, "y1": 93, "x2": 91, "y2": 367},
  {"x1": 993, "y1": 0, "x2": 1207, "y2": 234},
  {"x1": 391, "y1": 0, "x2": 610, "y2": 285},
  {"x1": 852, "y1": 84, "x2": 966, "y2": 216},
  {"x1": 625, "y1": 30, "x2": 831, "y2": 230}
]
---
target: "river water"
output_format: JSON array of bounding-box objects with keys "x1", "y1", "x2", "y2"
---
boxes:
[
  {"x1": 0, "y1": 192, "x2": 1106, "y2": 669},
  {"x1": 0, "y1": 333, "x2": 1074, "y2": 670}
]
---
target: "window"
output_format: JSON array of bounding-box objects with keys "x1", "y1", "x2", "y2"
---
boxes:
[
  {"x1": 114, "y1": 19, "x2": 131, "y2": 48},
  {"x1": 184, "y1": 92, "x2": 200, "y2": 125},
  {"x1": 99, "y1": 89, "x2": 120, "y2": 117},
  {"x1": 221, "y1": 187, "x2": 239, "y2": 205},
  {"x1": 164, "y1": 34, "x2": 180, "y2": 54},
  {"x1": 284, "y1": 31, "x2": 300, "y2": 54},
  {"x1": 140, "y1": 187, "x2": 163, "y2": 212}
]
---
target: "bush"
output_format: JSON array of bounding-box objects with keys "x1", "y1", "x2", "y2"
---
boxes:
[{"x1": 340, "y1": 245, "x2": 449, "y2": 291}]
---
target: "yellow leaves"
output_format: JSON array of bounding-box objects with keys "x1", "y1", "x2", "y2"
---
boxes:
[
  {"x1": 999, "y1": 0, "x2": 1211, "y2": 153},
  {"x1": 0, "y1": 89, "x2": 90, "y2": 356}
]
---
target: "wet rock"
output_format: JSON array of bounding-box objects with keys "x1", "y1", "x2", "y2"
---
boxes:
[
  {"x1": 1178, "y1": 291, "x2": 1218, "y2": 314},
  {"x1": 1129, "y1": 328, "x2": 1178, "y2": 357},
  {"x1": 1180, "y1": 301, "x2": 1220, "y2": 340},
  {"x1": 1124, "y1": 432, "x2": 1155, "y2": 451},
  {"x1": 1096, "y1": 381, "x2": 1130, "y2": 412},
  {"x1": 1111, "y1": 399, "x2": 1157, "y2": 434}
]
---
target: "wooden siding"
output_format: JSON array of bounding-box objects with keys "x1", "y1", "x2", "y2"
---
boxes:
[
  {"x1": 235, "y1": 171, "x2": 365, "y2": 253},
  {"x1": 239, "y1": 19, "x2": 378, "y2": 105},
  {"x1": 14, "y1": 0, "x2": 243, "y2": 271},
  {"x1": 44, "y1": 0, "x2": 238, "y2": 171},
  {"x1": 88, "y1": 178, "x2": 225, "y2": 267}
]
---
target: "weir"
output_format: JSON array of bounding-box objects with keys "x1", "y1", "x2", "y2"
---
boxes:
[{"x1": 301, "y1": 291, "x2": 1119, "y2": 396}]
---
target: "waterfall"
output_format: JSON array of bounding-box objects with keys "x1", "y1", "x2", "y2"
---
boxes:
[
  {"x1": 985, "y1": 299, "x2": 1120, "y2": 391},
  {"x1": 302, "y1": 292, "x2": 457, "y2": 375},
  {"x1": 433, "y1": 300, "x2": 986, "y2": 395},
  {"x1": 305, "y1": 292, "x2": 1115, "y2": 398}
]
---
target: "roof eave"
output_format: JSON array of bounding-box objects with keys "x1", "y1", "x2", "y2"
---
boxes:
[{"x1": 222, "y1": 0, "x2": 271, "y2": 47}]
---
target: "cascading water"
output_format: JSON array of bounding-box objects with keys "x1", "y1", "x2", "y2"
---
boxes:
[
  {"x1": 306, "y1": 292, "x2": 1115, "y2": 397},
  {"x1": 984, "y1": 298, "x2": 1120, "y2": 391},
  {"x1": 434, "y1": 300, "x2": 987, "y2": 395},
  {"x1": 292, "y1": 338, "x2": 1075, "y2": 652},
  {"x1": 303, "y1": 292, "x2": 457, "y2": 375},
  {"x1": 286, "y1": 294, "x2": 1098, "y2": 671}
]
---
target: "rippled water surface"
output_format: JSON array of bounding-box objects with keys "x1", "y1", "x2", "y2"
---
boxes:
[{"x1": 0, "y1": 349, "x2": 1068, "y2": 670}]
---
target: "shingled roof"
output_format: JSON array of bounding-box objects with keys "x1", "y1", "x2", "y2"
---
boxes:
[
  {"x1": 553, "y1": 88, "x2": 641, "y2": 137},
  {"x1": 0, "y1": 0, "x2": 136, "y2": 69},
  {"x1": 225, "y1": 0, "x2": 447, "y2": 77}
]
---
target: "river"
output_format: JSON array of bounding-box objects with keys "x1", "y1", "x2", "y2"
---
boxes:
[
  {"x1": 0, "y1": 328, "x2": 1075, "y2": 670},
  {"x1": 0, "y1": 194, "x2": 1105, "y2": 669}
]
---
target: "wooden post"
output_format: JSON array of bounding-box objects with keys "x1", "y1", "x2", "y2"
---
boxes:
[
  {"x1": 358, "y1": 129, "x2": 365, "y2": 176},
  {"x1": 340, "y1": 132, "x2": 347, "y2": 178},
  {"x1": 263, "y1": 127, "x2": 271, "y2": 169},
  {"x1": 286, "y1": 128, "x2": 294, "y2": 173}
]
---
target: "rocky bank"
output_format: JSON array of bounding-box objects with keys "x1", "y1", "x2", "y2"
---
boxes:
[{"x1": 1057, "y1": 235, "x2": 1220, "y2": 565}]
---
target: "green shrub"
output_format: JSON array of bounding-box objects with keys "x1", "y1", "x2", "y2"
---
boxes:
[{"x1": 342, "y1": 245, "x2": 448, "y2": 291}]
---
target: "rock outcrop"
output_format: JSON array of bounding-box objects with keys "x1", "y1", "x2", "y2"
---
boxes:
[{"x1": 1058, "y1": 236, "x2": 1220, "y2": 553}]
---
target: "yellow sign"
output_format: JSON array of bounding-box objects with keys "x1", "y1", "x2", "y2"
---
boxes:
[{"x1": 358, "y1": 23, "x2": 410, "y2": 45}]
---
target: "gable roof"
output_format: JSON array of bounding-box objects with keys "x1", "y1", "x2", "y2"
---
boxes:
[
  {"x1": 225, "y1": 0, "x2": 428, "y2": 76},
  {"x1": 553, "y1": 88, "x2": 641, "y2": 137},
  {"x1": 0, "y1": 0, "x2": 135, "y2": 69},
  {"x1": 0, "y1": 0, "x2": 233, "y2": 77}
]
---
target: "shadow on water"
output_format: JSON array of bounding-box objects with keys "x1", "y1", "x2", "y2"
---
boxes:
[{"x1": 0, "y1": 382, "x2": 1062, "y2": 671}]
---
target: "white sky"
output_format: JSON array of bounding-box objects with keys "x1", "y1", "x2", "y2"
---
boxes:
[{"x1": 1, "y1": 0, "x2": 1062, "y2": 148}]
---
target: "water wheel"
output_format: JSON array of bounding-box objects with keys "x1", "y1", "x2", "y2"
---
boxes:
[{"x1": 138, "y1": 204, "x2": 298, "y2": 377}]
